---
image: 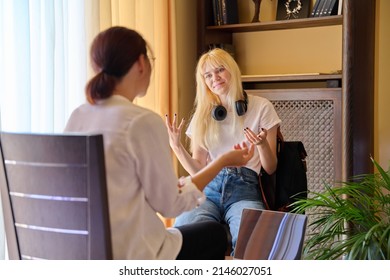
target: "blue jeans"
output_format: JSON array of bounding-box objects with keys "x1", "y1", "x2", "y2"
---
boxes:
[{"x1": 174, "y1": 167, "x2": 265, "y2": 255}]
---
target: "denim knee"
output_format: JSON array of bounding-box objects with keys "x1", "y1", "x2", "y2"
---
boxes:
[{"x1": 174, "y1": 199, "x2": 221, "y2": 227}]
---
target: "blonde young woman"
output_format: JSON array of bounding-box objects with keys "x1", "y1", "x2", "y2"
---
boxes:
[{"x1": 166, "y1": 48, "x2": 281, "y2": 254}]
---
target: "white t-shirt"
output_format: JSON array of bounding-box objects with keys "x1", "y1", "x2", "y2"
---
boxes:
[
  {"x1": 187, "y1": 95, "x2": 281, "y2": 174},
  {"x1": 65, "y1": 95, "x2": 204, "y2": 259}
]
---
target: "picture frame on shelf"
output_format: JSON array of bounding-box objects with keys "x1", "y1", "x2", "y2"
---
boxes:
[{"x1": 276, "y1": 0, "x2": 311, "y2": 20}]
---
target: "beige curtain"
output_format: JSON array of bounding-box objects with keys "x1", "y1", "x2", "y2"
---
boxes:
[
  {"x1": 85, "y1": 0, "x2": 178, "y2": 117},
  {"x1": 85, "y1": 0, "x2": 178, "y2": 227}
]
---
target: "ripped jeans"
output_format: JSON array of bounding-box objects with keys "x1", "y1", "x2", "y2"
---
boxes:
[{"x1": 174, "y1": 167, "x2": 265, "y2": 255}]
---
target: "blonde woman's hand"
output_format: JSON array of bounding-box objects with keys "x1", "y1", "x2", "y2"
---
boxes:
[
  {"x1": 244, "y1": 127, "x2": 268, "y2": 146},
  {"x1": 165, "y1": 113, "x2": 185, "y2": 150},
  {"x1": 220, "y1": 141, "x2": 255, "y2": 167}
]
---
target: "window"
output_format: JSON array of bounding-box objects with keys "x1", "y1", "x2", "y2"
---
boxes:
[{"x1": 0, "y1": 0, "x2": 87, "y2": 133}]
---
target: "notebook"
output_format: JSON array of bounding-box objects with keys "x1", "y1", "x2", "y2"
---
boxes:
[{"x1": 234, "y1": 208, "x2": 307, "y2": 260}]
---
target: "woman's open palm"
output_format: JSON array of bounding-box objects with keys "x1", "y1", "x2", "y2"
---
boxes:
[{"x1": 165, "y1": 114, "x2": 185, "y2": 149}]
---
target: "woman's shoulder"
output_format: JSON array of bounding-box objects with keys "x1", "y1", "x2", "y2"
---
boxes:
[
  {"x1": 123, "y1": 106, "x2": 167, "y2": 136},
  {"x1": 106, "y1": 95, "x2": 162, "y2": 122},
  {"x1": 248, "y1": 94, "x2": 273, "y2": 106},
  {"x1": 75, "y1": 96, "x2": 165, "y2": 130}
]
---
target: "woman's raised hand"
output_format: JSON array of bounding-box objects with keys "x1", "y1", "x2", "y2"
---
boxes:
[
  {"x1": 244, "y1": 127, "x2": 268, "y2": 146},
  {"x1": 165, "y1": 114, "x2": 185, "y2": 150}
]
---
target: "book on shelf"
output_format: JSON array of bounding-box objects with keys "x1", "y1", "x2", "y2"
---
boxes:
[
  {"x1": 313, "y1": 0, "x2": 340, "y2": 17},
  {"x1": 319, "y1": 0, "x2": 331, "y2": 17},
  {"x1": 276, "y1": 0, "x2": 311, "y2": 20},
  {"x1": 212, "y1": 0, "x2": 222, "y2": 25},
  {"x1": 337, "y1": 0, "x2": 343, "y2": 15},
  {"x1": 326, "y1": 0, "x2": 339, "y2": 16},
  {"x1": 212, "y1": 0, "x2": 238, "y2": 26},
  {"x1": 221, "y1": 0, "x2": 239, "y2": 24},
  {"x1": 314, "y1": 0, "x2": 326, "y2": 17},
  {"x1": 310, "y1": 0, "x2": 322, "y2": 17}
]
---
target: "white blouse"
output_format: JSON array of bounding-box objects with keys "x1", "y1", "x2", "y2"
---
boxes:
[{"x1": 65, "y1": 95, "x2": 204, "y2": 259}]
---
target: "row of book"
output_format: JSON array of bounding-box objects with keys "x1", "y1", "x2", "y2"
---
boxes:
[
  {"x1": 311, "y1": 0, "x2": 342, "y2": 17},
  {"x1": 212, "y1": 0, "x2": 238, "y2": 26}
]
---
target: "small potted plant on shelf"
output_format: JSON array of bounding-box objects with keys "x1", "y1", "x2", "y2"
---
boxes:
[{"x1": 291, "y1": 157, "x2": 390, "y2": 260}]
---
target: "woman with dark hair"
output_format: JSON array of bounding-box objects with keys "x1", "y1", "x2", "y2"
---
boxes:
[{"x1": 65, "y1": 26, "x2": 254, "y2": 260}]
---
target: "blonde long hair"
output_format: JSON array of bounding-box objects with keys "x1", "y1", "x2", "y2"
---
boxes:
[{"x1": 190, "y1": 48, "x2": 245, "y2": 152}]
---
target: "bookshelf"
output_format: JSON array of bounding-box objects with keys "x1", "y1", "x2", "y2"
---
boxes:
[
  {"x1": 197, "y1": 0, "x2": 375, "y2": 191},
  {"x1": 206, "y1": 15, "x2": 342, "y2": 32}
]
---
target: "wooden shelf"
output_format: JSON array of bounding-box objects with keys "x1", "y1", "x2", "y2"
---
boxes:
[
  {"x1": 246, "y1": 87, "x2": 342, "y2": 100},
  {"x1": 206, "y1": 15, "x2": 343, "y2": 33},
  {"x1": 241, "y1": 74, "x2": 342, "y2": 83},
  {"x1": 242, "y1": 74, "x2": 342, "y2": 90}
]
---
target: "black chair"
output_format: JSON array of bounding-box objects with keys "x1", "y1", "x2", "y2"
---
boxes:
[{"x1": 0, "y1": 132, "x2": 112, "y2": 259}]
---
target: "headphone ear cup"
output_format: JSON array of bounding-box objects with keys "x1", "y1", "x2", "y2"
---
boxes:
[
  {"x1": 235, "y1": 100, "x2": 248, "y2": 116},
  {"x1": 212, "y1": 105, "x2": 227, "y2": 121}
]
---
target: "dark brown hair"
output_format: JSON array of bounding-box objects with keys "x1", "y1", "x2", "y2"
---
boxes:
[{"x1": 86, "y1": 26, "x2": 147, "y2": 104}]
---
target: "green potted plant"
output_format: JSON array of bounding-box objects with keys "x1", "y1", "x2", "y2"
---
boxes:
[{"x1": 291, "y1": 157, "x2": 390, "y2": 260}]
